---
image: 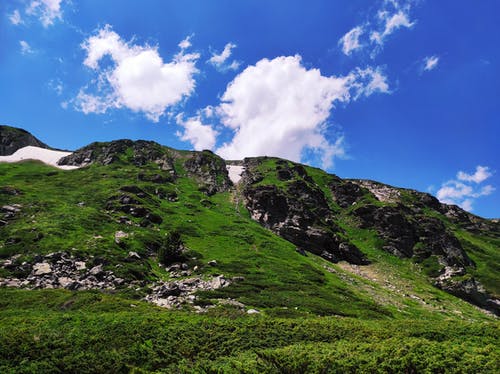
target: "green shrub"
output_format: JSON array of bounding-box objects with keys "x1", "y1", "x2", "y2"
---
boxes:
[{"x1": 158, "y1": 231, "x2": 184, "y2": 265}]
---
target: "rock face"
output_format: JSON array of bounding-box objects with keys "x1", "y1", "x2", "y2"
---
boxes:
[
  {"x1": 0, "y1": 125, "x2": 48, "y2": 156},
  {"x1": 184, "y1": 150, "x2": 232, "y2": 195},
  {"x1": 434, "y1": 267, "x2": 500, "y2": 315},
  {"x1": 242, "y1": 158, "x2": 368, "y2": 265}
]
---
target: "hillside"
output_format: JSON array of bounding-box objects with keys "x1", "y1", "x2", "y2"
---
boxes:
[{"x1": 0, "y1": 128, "x2": 499, "y2": 372}]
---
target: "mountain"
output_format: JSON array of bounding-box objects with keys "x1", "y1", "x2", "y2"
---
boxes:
[
  {"x1": 0, "y1": 125, "x2": 48, "y2": 156},
  {"x1": 0, "y1": 127, "x2": 498, "y2": 372}
]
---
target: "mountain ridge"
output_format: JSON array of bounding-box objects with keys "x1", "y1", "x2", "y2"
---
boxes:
[{"x1": 0, "y1": 126, "x2": 499, "y2": 316}]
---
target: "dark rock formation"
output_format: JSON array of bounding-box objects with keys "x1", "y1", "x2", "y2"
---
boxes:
[
  {"x1": 330, "y1": 181, "x2": 365, "y2": 208},
  {"x1": 352, "y1": 204, "x2": 473, "y2": 267},
  {"x1": 434, "y1": 268, "x2": 499, "y2": 315},
  {"x1": 184, "y1": 150, "x2": 232, "y2": 195},
  {"x1": 242, "y1": 158, "x2": 368, "y2": 265},
  {"x1": 0, "y1": 125, "x2": 48, "y2": 155}
]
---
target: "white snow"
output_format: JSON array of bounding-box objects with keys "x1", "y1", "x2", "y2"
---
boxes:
[
  {"x1": 226, "y1": 165, "x2": 244, "y2": 184},
  {"x1": 0, "y1": 146, "x2": 79, "y2": 170}
]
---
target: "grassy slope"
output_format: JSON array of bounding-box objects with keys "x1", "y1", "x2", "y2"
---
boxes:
[{"x1": 0, "y1": 156, "x2": 499, "y2": 372}]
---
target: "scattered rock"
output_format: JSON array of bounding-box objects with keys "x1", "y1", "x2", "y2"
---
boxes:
[
  {"x1": 89, "y1": 265, "x2": 103, "y2": 276},
  {"x1": 145, "y1": 275, "x2": 231, "y2": 309},
  {"x1": 247, "y1": 309, "x2": 260, "y2": 314},
  {"x1": 114, "y1": 231, "x2": 129, "y2": 244},
  {"x1": 33, "y1": 262, "x2": 52, "y2": 276},
  {"x1": 208, "y1": 260, "x2": 218, "y2": 266},
  {"x1": 127, "y1": 251, "x2": 141, "y2": 260}
]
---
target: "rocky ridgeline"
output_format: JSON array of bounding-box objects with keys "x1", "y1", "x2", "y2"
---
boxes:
[
  {"x1": 58, "y1": 140, "x2": 232, "y2": 196},
  {"x1": 0, "y1": 125, "x2": 48, "y2": 156}
]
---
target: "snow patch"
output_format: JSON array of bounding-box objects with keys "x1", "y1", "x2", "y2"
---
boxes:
[
  {"x1": 0, "y1": 146, "x2": 78, "y2": 170},
  {"x1": 226, "y1": 165, "x2": 244, "y2": 184}
]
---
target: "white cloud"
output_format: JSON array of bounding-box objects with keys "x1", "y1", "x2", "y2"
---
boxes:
[
  {"x1": 371, "y1": 10, "x2": 415, "y2": 45},
  {"x1": 9, "y1": 10, "x2": 22, "y2": 25},
  {"x1": 436, "y1": 165, "x2": 495, "y2": 212},
  {"x1": 175, "y1": 114, "x2": 218, "y2": 151},
  {"x1": 351, "y1": 67, "x2": 390, "y2": 98},
  {"x1": 19, "y1": 40, "x2": 34, "y2": 55},
  {"x1": 208, "y1": 43, "x2": 240, "y2": 72},
  {"x1": 340, "y1": 1, "x2": 415, "y2": 56},
  {"x1": 76, "y1": 26, "x2": 199, "y2": 122},
  {"x1": 26, "y1": 0, "x2": 63, "y2": 27},
  {"x1": 215, "y1": 55, "x2": 389, "y2": 169},
  {"x1": 457, "y1": 165, "x2": 492, "y2": 184},
  {"x1": 423, "y1": 55, "x2": 439, "y2": 71},
  {"x1": 339, "y1": 26, "x2": 364, "y2": 55},
  {"x1": 178, "y1": 35, "x2": 193, "y2": 50}
]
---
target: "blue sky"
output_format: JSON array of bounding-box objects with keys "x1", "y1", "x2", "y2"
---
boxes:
[{"x1": 1, "y1": 0, "x2": 499, "y2": 218}]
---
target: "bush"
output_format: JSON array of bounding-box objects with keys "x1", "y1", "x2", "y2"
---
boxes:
[{"x1": 158, "y1": 231, "x2": 184, "y2": 265}]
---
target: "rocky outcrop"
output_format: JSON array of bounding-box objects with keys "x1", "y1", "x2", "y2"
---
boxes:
[
  {"x1": 184, "y1": 150, "x2": 232, "y2": 195},
  {"x1": 352, "y1": 204, "x2": 473, "y2": 267},
  {"x1": 434, "y1": 267, "x2": 499, "y2": 315},
  {"x1": 330, "y1": 181, "x2": 366, "y2": 208},
  {"x1": 242, "y1": 158, "x2": 368, "y2": 265},
  {"x1": 0, "y1": 125, "x2": 48, "y2": 156},
  {"x1": 58, "y1": 140, "x2": 176, "y2": 175}
]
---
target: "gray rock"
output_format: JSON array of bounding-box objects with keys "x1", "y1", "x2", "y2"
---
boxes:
[
  {"x1": 89, "y1": 265, "x2": 103, "y2": 276},
  {"x1": 127, "y1": 251, "x2": 141, "y2": 260},
  {"x1": 33, "y1": 262, "x2": 52, "y2": 276}
]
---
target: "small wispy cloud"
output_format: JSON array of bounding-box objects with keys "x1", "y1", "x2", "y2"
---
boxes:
[
  {"x1": 423, "y1": 55, "x2": 439, "y2": 71},
  {"x1": 436, "y1": 165, "x2": 495, "y2": 212},
  {"x1": 178, "y1": 35, "x2": 193, "y2": 50},
  {"x1": 20, "y1": 40, "x2": 34, "y2": 55},
  {"x1": 339, "y1": 26, "x2": 364, "y2": 56},
  {"x1": 9, "y1": 10, "x2": 22, "y2": 25},
  {"x1": 208, "y1": 43, "x2": 241, "y2": 72},
  {"x1": 339, "y1": 0, "x2": 416, "y2": 56},
  {"x1": 26, "y1": 0, "x2": 64, "y2": 27}
]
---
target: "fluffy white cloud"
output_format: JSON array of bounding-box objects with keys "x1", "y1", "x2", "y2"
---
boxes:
[
  {"x1": 436, "y1": 165, "x2": 495, "y2": 211},
  {"x1": 26, "y1": 0, "x2": 63, "y2": 27},
  {"x1": 215, "y1": 55, "x2": 388, "y2": 168},
  {"x1": 175, "y1": 114, "x2": 218, "y2": 151},
  {"x1": 340, "y1": 1, "x2": 415, "y2": 56},
  {"x1": 76, "y1": 26, "x2": 199, "y2": 122},
  {"x1": 339, "y1": 26, "x2": 364, "y2": 55},
  {"x1": 19, "y1": 40, "x2": 34, "y2": 55},
  {"x1": 9, "y1": 10, "x2": 22, "y2": 25},
  {"x1": 423, "y1": 55, "x2": 439, "y2": 71},
  {"x1": 457, "y1": 165, "x2": 492, "y2": 184},
  {"x1": 208, "y1": 43, "x2": 240, "y2": 72}
]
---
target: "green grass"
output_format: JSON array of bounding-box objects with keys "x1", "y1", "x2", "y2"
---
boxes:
[{"x1": 0, "y1": 288, "x2": 498, "y2": 373}]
